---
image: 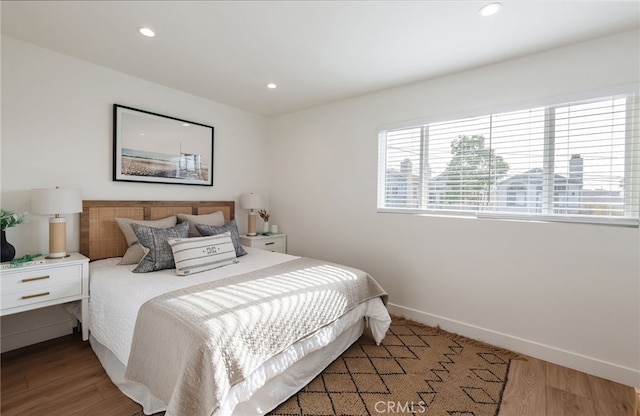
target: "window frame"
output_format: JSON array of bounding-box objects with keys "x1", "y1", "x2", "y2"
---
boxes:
[{"x1": 377, "y1": 90, "x2": 640, "y2": 227}]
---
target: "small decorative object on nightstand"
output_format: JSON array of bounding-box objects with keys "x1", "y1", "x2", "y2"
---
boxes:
[
  {"x1": 240, "y1": 233, "x2": 287, "y2": 254},
  {"x1": 258, "y1": 209, "x2": 270, "y2": 233},
  {"x1": 0, "y1": 253, "x2": 90, "y2": 340},
  {"x1": 0, "y1": 209, "x2": 27, "y2": 262}
]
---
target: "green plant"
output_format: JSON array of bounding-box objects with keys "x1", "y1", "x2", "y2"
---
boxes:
[{"x1": 1, "y1": 209, "x2": 27, "y2": 230}]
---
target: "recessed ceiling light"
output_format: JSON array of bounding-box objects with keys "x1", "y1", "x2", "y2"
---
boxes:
[
  {"x1": 138, "y1": 27, "x2": 156, "y2": 38},
  {"x1": 266, "y1": 83, "x2": 277, "y2": 89},
  {"x1": 479, "y1": 2, "x2": 502, "y2": 16}
]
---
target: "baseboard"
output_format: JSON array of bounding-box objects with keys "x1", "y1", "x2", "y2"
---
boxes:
[{"x1": 387, "y1": 302, "x2": 640, "y2": 388}]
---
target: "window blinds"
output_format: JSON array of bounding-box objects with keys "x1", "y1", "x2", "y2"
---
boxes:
[{"x1": 378, "y1": 92, "x2": 640, "y2": 226}]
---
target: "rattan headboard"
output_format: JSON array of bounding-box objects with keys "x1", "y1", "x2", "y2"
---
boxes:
[{"x1": 80, "y1": 200, "x2": 235, "y2": 261}]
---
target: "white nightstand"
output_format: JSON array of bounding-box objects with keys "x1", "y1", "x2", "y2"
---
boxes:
[
  {"x1": 240, "y1": 234, "x2": 287, "y2": 254},
  {"x1": 0, "y1": 253, "x2": 90, "y2": 341}
]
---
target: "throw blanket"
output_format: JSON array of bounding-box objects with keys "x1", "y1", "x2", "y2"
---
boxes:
[{"x1": 124, "y1": 257, "x2": 388, "y2": 416}]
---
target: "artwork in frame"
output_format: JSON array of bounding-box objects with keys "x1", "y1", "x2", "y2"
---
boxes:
[{"x1": 113, "y1": 104, "x2": 214, "y2": 186}]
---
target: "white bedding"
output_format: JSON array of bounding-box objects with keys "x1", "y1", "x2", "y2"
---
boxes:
[{"x1": 89, "y1": 247, "x2": 391, "y2": 415}]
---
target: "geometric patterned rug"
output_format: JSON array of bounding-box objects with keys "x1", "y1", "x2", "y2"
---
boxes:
[
  {"x1": 132, "y1": 317, "x2": 518, "y2": 416},
  {"x1": 269, "y1": 317, "x2": 518, "y2": 416}
]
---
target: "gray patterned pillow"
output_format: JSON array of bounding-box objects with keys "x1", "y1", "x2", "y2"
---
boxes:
[
  {"x1": 195, "y1": 219, "x2": 247, "y2": 257},
  {"x1": 115, "y1": 216, "x2": 178, "y2": 265},
  {"x1": 131, "y1": 221, "x2": 189, "y2": 273}
]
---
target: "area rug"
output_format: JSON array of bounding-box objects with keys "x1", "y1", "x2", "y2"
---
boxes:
[{"x1": 132, "y1": 317, "x2": 518, "y2": 416}]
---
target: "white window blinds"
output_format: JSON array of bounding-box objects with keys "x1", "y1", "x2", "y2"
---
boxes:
[{"x1": 377, "y1": 92, "x2": 640, "y2": 226}]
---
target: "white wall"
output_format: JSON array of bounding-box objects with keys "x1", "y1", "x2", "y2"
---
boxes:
[
  {"x1": 268, "y1": 29, "x2": 640, "y2": 386},
  {"x1": 1, "y1": 35, "x2": 269, "y2": 255},
  {"x1": 1, "y1": 36, "x2": 270, "y2": 348}
]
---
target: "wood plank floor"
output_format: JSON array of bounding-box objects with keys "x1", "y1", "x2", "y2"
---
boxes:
[
  {"x1": 499, "y1": 357, "x2": 638, "y2": 416},
  {"x1": 1, "y1": 332, "x2": 637, "y2": 416}
]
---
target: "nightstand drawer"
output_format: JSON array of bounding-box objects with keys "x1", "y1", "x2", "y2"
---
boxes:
[
  {"x1": 1, "y1": 280, "x2": 83, "y2": 310},
  {"x1": 1, "y1": 264, "x2": 83, "y2": 294},
  {"x1": 240, "y1": 234, "x2": 287, "y2": 254},
  {"x1": 252, "y1": 238, "x2": 285, "y2": 253}
]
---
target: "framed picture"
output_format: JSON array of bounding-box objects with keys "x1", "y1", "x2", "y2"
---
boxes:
[{"x1": 113, "y1": 104, "x2": 214, "y2": 186}]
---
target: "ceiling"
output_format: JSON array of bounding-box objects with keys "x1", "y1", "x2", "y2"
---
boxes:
[{"x1": 2, "y1": 1, "x2": 639, "y2": 117}]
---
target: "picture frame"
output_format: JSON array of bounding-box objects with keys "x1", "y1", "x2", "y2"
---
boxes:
[{"x1": 113, "y1": 104, "x2": 214, "y2": 186}]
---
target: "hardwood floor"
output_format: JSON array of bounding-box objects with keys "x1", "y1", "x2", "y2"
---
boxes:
[
  {"x1": 1, "y1": 332, "x2": 637, "y2": 416},
  {"x1": 1, "y1": 332, "x2": 140, "y2": 416},
  {"x1": 499, "y1": 357, "x2": 638, "y2": 416}
]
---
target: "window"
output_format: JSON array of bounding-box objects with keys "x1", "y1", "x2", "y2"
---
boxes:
[{"x1": 377, "y1": 92, "x2": 640, "y2": 226}]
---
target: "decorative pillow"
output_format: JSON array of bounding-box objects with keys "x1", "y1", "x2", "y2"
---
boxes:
[
  {"x1": 116, "y1": 216, "x2": 178, "y2": 265},
  {"x1": 168, "y1": 232, "x2": 238, "y2": 276},
  {"x1": 195, "y1": 219, "x2": 247, "y2": 257},
  {"x1": 177, "y1": 211, "x2": 225, "y2": 237},
  {"x1": 131, "y1": 221, "x2": 189, "y2": 273}
]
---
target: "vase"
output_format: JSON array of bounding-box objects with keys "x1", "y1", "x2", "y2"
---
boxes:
[
  {"x1": 1, "y1": 230, "x2": 16, "y2": 262},
  {"x1": 263, "y1": 222, "x2": 270, "y2": 233}
]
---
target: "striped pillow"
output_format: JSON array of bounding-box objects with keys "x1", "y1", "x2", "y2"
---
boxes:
[{"x1": 168, "y1": 232, "x2": 238, "y2": 276}]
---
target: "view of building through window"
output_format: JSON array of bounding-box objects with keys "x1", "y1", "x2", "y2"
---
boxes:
[{"x1": 379, "y1": 93, "x2": 639, "y2": 224}]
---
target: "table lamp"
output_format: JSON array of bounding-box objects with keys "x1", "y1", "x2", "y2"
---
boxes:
[
  {"x1": 31, "y1": 187, "x2": 82, "y2": 258},
  {"x1": 240, "y1": 193, "x2": 263, "y2": 236}
]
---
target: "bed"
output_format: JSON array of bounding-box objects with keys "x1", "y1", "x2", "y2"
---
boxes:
[{"x1": 80, "y1": 200, "x2": 391, "y2": 416}]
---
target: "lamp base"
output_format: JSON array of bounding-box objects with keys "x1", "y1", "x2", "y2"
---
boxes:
[
  {"x1": 48, "y1": 217, "x2": 67, "y2": 259},
  {"x1": 46, "y1": 254, "x2": 71, "y2": 259},
  {"x1": 247, "y1": 211, "x2": 257, "y2": 236}
]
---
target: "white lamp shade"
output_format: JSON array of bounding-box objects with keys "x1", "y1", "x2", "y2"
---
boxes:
[
  {"x1": 31, "y1": 188, "x2": 83, "y2": 215},
  {"x1": 240, "y1": 193, "x2": 263, "y2": 210}
]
